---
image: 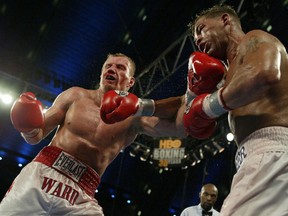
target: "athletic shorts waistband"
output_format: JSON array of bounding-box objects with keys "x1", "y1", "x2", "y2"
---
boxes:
[
  {"x1": 33, "y1": 145, "x2": 100, "y2": 197},
  {"x1": 235, "y1": 126, "x2": 288, "y2": 170}
]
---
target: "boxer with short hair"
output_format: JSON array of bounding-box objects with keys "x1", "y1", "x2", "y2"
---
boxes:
[
  {"x1": 184, "y1": 4, "x2": 288, "y2": 216},
  {"x1": 0, "y1": 53, "x2": 186, "y2": 216},
  {"x1": 0, "y1": 53, "x2": 223, "y2": 215},
  {"x1": 0, "y1": 52, "x2": 224, "y2": 215}
]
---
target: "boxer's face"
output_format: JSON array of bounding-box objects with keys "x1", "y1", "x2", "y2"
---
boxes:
[
  {"x1": 193, "y1": 15, "x2": 228, "y2": 60},
  {"x1": 100, "y1": 56, "x2": 135, "y2": 92}
]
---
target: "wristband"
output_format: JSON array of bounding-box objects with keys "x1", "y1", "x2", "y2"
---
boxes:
[
  {"x1": 135, "y1": 99, "x2": 155, "y2": 116},
  {"x1": 202, "y1": 87, "x2": 231, "y2": 118},
  {"x1": 21, "y1": 128, "x2": 40, "y2": 138},
  {"x1": 185, "y1": 89, "x2": 196, "y2": 105}
]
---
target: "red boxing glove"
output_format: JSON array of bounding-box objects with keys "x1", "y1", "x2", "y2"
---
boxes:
[
  {"x1": 10, "y1": 92, "x2": 44, "y2": 135},
  {"x1": 183, "y1": 94, "x2": 216, "y2": 139},
  {"x1": 100, "y1": 90, "x2": 155, "y2": 124},
  {"x1": 183, "y1": 88, "x2": 230, "y2": 139},
  {"x1": 187, "y1": 51, "x2": 225, "y2": 96}
]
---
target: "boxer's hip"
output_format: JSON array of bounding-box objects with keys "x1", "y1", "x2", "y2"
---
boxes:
[
  {"x1": 33, "y1": 145, "x2": 100, "y2": 197},
  {"x1": 235, "y1": 126, "x2": 288, "y2": 170}
]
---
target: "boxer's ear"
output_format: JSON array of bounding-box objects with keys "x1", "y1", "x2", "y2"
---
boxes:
[
  {"x1": 221, "y1": 13, "x2": 231, "y2": 26},
  {"x1": 128, "y1": 77, "x2": 135, "y2": 88}
]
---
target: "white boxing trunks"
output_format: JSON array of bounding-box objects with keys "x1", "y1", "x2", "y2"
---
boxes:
[
  {"x1": 0, "y1": 145, "x2": 104, "y2": 216},
  {"x1": 220, "y1": 126, "x2": 288, "y2": 216}
]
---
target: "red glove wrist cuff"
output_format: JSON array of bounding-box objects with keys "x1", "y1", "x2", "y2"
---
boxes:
[{"x1": 21, "y1": 128, "x2": 40, "y2": 138}]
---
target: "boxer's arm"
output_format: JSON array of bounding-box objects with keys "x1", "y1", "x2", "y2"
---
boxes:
[
  {"x1": 24, "y1": 87, "x2": 81, "y2": 144},
  {"x1": 153, "y1": 96, "x2": 183, "y2": 118},
  {"x1": 220, "y1": 31, "x2": 282, "y2": 109},
  {"x1": 101, "y1": 90, "x2": 183, "y2": 124},
  {"x1": 133, "y1": 95, "x2": 187, "y2": 138}
]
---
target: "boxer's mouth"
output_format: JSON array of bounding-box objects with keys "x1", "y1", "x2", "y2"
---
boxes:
[{"x1": 106, "y1": 75, "x2": 116, "y2": 80}]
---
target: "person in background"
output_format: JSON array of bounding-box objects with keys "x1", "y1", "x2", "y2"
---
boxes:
[{"x1": 180, "y1": 183, "x2": 220, "y2": 216}]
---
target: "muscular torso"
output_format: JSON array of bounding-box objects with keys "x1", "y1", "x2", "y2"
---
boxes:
[
  {"x1": 48, "y1": 89, "x2": 138, "y2": 176},
  {"x1": 226, "y1": 31, "x2": 288, "y2": 145}
]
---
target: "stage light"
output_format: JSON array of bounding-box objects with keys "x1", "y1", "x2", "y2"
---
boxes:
[
  {"x1": 226, "y1": 133, "x2": 234, "y2": 141},
  {"x1": 199, "y1": 148, "x2": 204, "y2": 160},
  {"x1": 0, "y1": 93, "x2": 13, "y2": 105},
  {"x1": 267, "y1": 25, "x2": 272, "y2": 32},
  {"x1": 192, "y1": 152, "x2": 200, "y2": 164},
  {"x1": 147, "y1": 189, "x2": 152, "y2": 195},
  {"x1": 140, "y1": 148, "x2": 151, "y2": 161},
  {"x1": 129, "y1": 144, "x2": 141, "y2": 157},
  {"x1": 204, "y1": 144, "x2": 217, "y2": 156},
  {"x1": 181, "y1": 165, "x2": 188, "y2": 169},
  {"x1": 212, "y1": 141, "x2": 225, "y2": 153}
]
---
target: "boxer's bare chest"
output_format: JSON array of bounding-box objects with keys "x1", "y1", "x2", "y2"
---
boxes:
[{"x1": 63, "y1": 98, "x2": 134, "y2": 148}]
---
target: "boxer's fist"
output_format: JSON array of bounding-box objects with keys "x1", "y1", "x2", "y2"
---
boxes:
[
  {"x1": 101, "y1": 90, "x2": 139, "y2": 124},
  {"x1": 183, "y1": 94, "x2": 216, "y2": 139},
  {"x1": 187, "y1": 51, "x2": 225, "y2": 95},
  {"x1": 10, "y1": 92, "x2": 44, "y2": 133}
]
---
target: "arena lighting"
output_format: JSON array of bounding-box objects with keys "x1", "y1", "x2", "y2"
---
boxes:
[
  {"x1": 212, "y1": 141, "x2": 225, "y2": 153},
  {"x1": 199, "y1": 148, "x2": 204, "y2": 159},
  {"x1": 181, "y1": 154, "x2": 189, "y2": 169},
  {"x1": 129, "y1": 142, "x2": 152, "y2": 161},
  {"x1": 146, "y1": 189, "x2": 152, "y2": 195},
  {"x1": 140, "y1": 148, "x2": 151, "y2": 161},
  {"x1": 129, "y1": 144, "x2": 141, "y2": 157},
  {"x1": 266, "y1": 25, "x2": 272, "y2": 32},
  {"x1": 226, "y1": 132, "x2": 234, "y2": 142},
  {"x1": 192, "y1": 152, "x2": 201, "y2": 164},
  {"x1": 203, "y1": 144, "x2": 218, "y2": 156},
  {"x1": 169, "y1": 207, "x2": 177, "y2": 215},
  {"x1": 0, "y1": 93, "x2": 13, "y2": 105}
]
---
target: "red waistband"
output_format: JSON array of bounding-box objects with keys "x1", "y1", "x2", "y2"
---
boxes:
[{"x1": 33, "y1": 145, "x2": 100, "y2": 197}]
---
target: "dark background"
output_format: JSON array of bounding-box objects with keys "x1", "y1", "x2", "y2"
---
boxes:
[{"x1": 0, "y1": 0, "x2": 287, "y2": 215}]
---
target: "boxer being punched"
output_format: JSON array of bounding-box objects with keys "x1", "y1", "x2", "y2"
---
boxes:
[
  {"x1": 184, "y1": 4, "x2": 288, "y2": 216},
  {"x1": 1, "y1": 53, "x2": 186, "y2": 215},
  {"x1": 0, "y1": 52, "x2": 224, "y2": 215}
]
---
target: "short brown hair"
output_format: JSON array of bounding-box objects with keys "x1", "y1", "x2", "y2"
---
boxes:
[
  {"x1": 188, "y1": 4, "x2": 240, "y2": 34},
  {"x1": 106, "y1": 53, "x2": 136, "y2": 76}
]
